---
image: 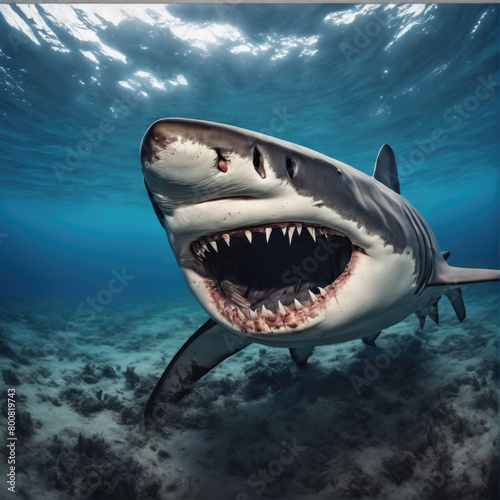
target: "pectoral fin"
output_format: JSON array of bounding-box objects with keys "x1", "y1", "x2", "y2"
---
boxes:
[{"x1": 144, "y1": 319, "x2": 250, "y2": 423}]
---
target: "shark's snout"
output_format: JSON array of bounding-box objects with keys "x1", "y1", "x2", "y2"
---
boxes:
[
  {"x1": 141, "y1": 120, "x2": 224, "y2": 203},
  {"x1": 140, "y1": 118, "x2": 282, "y2": 210}
]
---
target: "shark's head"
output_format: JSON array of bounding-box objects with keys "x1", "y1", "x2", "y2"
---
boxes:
[{"x1": 141, "y1": 119, "x2": 427, "y2": 346}]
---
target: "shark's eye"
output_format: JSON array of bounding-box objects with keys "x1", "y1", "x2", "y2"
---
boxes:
[
  {"x1": 286, "y1": 157, "x2": 298, "y2": 179},
  {"x1": 253, "y1": 147, "x2": 266, "y2": 179},
  {"x1": 215, "y1": 149, "x2": 228, "y2": 172},
  {"x1": 218, "y1": 159, "x2": 228, "y2": 172}
]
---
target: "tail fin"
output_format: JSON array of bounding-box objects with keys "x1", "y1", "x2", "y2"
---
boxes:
[{"x1": 428, "y1": 265, "x2": 500, "y2": 287}]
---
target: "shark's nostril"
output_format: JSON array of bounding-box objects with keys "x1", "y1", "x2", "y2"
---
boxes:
[
  {"x1": 286, "y1": 157, "x2": 298, "y2": 179},
  {"x1": 253, "y1": 147, "x2": 266, "y2": 179}
]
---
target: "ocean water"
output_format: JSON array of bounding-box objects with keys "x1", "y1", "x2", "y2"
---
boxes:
[{"x1": 0, "y1": 4, "x2": 499, "y2": 500}]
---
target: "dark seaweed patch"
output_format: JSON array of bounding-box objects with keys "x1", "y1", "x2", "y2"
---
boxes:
[
  {"x1": 124, "y1": 366, "x2": 140, "y2": 390},
  {"x1": 382, "y1": 453, "x2": 416, "y2": 485},
  {"x1": 59, "y1": 387, "x2": 126, "y2": 417},
  {"x1": 120, "y1": 406, "x2": 142, "y2": 425},
  {"x1": 46, "y1": 433, "x2": 160, "y2": 499},
  {"x1": 2, "y1": 368, "x2": 21, "y2": 385},
  {"x1": 100, "y1": 364, "x2": 118, "y2": 379},
  {"x1": 81, "y1": 363, "x2": 100, "y2": 384},
  {"x1": 0, "y1": 340, "x2": 31, "y2": 365}
]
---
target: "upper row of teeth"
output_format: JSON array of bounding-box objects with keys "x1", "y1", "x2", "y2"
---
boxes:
[{"x1": 196, "y1": 225, "x2": 335, "y2": 255}]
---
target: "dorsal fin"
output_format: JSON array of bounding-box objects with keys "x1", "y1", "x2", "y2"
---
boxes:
[{"x1": 373, "y1": 144, "x2": 400, "y2": 194}]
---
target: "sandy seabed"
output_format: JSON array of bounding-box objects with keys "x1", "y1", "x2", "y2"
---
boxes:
[{"x1": 0, "y1": 284, "x2": 498, "y2": 500}]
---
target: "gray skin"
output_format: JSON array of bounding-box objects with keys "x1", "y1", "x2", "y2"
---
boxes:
[{"x1": 140, "y1": 118, "x2": 499, "y2": 424}]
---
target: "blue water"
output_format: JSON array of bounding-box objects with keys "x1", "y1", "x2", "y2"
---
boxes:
[
  {"x1": 0, "y1": 4, "x2": 498, "y2": 301},
  {"x1": 0, "y1": 6, "x2": 499, "y2": 500}
]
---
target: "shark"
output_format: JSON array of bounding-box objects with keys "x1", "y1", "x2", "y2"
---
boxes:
[{"x1": 140, "y1": 118, "x2": 500, "y2": 422}]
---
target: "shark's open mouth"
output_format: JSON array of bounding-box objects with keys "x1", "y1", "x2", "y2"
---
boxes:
[{"x1": 191, "y1": 222, "x2": 355, "y2": 333}]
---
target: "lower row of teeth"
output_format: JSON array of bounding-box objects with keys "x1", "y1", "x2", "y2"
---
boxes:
[{"x1": 229, "y1": 287, "x2": 328, "y2": 322}]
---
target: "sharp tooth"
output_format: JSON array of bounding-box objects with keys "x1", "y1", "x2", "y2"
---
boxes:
[
  {"x1": 278, "y1": 300, "x2": 286, "y2": 315},
  {"x1": 281, "y1": 227, "x2": 287, "y2": 236},
  {"x1": 308, "y1": 290, "x2": 317, "y2": 303},
  {"x1": 202, "y1": 243, "x2": 209, "y2": 252},
  {"x1": 294, "y1": 298, "x2": 303, "y2": 310},
  {"x1": 307, "y1": 227, "x2": 316, "y2": 242},
  {"x1": 318, "y1": 287, "x2": 327, "y2": 296},
  {"x1": 245, "y1": 230, "x2": 252, "y2": 243},
  {"x1": 260, "y1": 304, "x2": 274, "y2": 320},
  {"x1": 288, "y1": 226, "x2": 295, "y2": 245},
  {"x1": 249, "y1": 308, "x2": 257, "y2": 320},
  {"x1": 222, "y1": 234, "x2": 230, "y2": 246},
  {"x1": 297, "y1": 226, "x2": 302, "y2": 236},
  {"x1": 262, "y1": 324, "x2": 271, "y2": 333},
  {"x1": 265, "y1": 227, "x2": 272, "y2": 243},
  {"x1": 210, "y1": 240, "x2": 218, "y2": 252},
  {"x1": 236, "y1": 307, "x2": 245, "y2": 321}
]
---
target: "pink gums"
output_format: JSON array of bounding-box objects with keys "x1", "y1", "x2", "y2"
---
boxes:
[{"x1": 204, "y1": 249, "x2": 361, "y2": 334}]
